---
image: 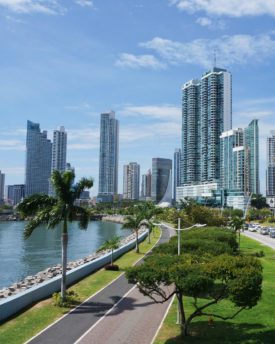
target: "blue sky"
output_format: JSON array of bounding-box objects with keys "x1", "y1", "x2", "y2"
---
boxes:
[{"x1": 0, "y1": 0, "x2": 275, "y2": 196}]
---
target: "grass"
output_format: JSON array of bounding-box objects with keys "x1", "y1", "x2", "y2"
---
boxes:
[
  {"x1": 0, "y1": 228, "x2": 161, "y2": 344},
  {"x1": 154, "y1": 234, "x2": 275, "y2": 344}
]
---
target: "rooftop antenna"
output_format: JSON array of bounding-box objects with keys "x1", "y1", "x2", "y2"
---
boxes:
[{"x1": 213, "y1": 49, "x2": 217, "y2": 68}]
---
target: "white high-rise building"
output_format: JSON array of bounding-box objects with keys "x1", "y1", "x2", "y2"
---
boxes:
[
  {"x1": 25, "y1": 121, "x2": 52, "y2": 197},
  {"x1": 49, "y1": 126, "x2": 67, "y2": 194},
  {"x1": 98, "y1": 111, "x2": 119, "y2": 202},
  {"x1": 0, "y1": 171, "x2": 5, "y2": 203},
  {"x1": 267, "y1": 131, "x2": 275, "y2": 198},
  {"x1": 123, "y1": 162, "x2": 140, "y2": 200},
  {"x1": 181, "y1": 67, "x2": 232, "y2": 185}
]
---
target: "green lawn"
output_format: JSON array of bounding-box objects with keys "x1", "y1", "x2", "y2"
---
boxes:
[
  {"x1": 154, "y1": 235, "x2": 275, "y2": 344},
  {"x1": 0, "y1": 228, "x2": 160, "y2": 344}
]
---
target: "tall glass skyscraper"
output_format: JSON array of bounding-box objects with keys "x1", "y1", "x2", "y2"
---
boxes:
[
  {"x1": 244, "y1": 119, "x2": 260, "y2": 194},
  {"x1": 173, "y1": 148, "x2": 181, "y2": 200},
  {"x1": 141, "y1": 169, "x2": 151, "y2": 199},
  {"x1": 151, "y1": 158, "x2": 172, "y2": 204},
  {"x1": 0, "y1": 170, "x2": 5, "y2": 203},
  {"x1": 49, "y1": 126, "x2": 67, "y2": 194},
  {"x1": 123, "y1": 162, "x2": 140, "y2": 200},
  {"x1": 220, "y1": 128, "x2": 244, "y2": 191},
  {"x1": 98, "y1": 111, "x2": 119, "y2": 202},
  {"x1": 25, "y1": 120, "x2": 52, "y2": 197},
  {"x1": 181, "y1": 67, "x2": 232, "y2": 185},
  {"x1": 267, "y1": 131, "x2": 275, "y2": 197}
]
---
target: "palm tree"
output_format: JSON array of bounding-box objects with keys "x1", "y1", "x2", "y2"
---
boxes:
[
  {"x1": 123, "y1": 212, "x2": 145, "y2": 253},
  {"x1": 135, "y1": 202, "x2": 162, "y2": 244},
  {"x1": 97, "y1": 236, "x2": 120, "y2": 266},
  {"x1": 17, "y1": 170, "x2": 93, "y2": 300}
]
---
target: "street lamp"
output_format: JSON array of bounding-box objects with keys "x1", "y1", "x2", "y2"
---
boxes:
[{"x1": 175, "y1": 218, "x2": 206, "y2": 324}]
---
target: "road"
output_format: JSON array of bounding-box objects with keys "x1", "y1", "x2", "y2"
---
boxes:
[
  {"x1": 243, "y1": 230, "x2": 275, "y2": 250},
  {"x1": 27, "y1": 224, "x2": 174, "y2": 344}
]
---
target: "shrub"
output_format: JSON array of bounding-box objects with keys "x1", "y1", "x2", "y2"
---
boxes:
[
  {"x1": 105, "y1": 264, "x2": 119, "y2": 271},
  {"x1": 52, "y1": 290, "x2": 79, "y2": 308}
]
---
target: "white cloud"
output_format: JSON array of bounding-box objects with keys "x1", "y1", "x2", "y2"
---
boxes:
[
  {"x1": 235, "y1": 110, "x2": 274, "y2": 119},
  {"x1": 196, "y1": 17, "x2": 212, "y2": 27},
  {"x1": 121, "y1": 105, "x2": 181, "y2": 122},
  {"x1": 75, "y1": 0, "x2": 94, "y2": 8},
  {"x1": 115, "y1": 53, "x2": 166, "y2": 70},
  {"x1": 0, "y1": 139, "x2": 25, "y2": 150},
  {"x1": 0, "y1": 0, "x2": 65, "y2": 15},
  {"x1": 139, "y1": 33, "x2": 275, "y2": 68},
  {"x1": 169, "y1": 0, "x2": 275, "y2": 17}
]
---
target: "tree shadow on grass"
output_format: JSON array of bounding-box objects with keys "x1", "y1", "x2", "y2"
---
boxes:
[{"x1": 165, "y1": 321, "x2": 275, "y2": 344}]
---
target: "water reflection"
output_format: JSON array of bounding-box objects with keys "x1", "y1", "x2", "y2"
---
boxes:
[{"x1": 0, "y1": 221, "x2": 130, "y2": 288}]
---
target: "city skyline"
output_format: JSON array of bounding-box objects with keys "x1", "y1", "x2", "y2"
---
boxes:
[{"x1": 0, "y1": 1, "x2": 275, "y2": 196}]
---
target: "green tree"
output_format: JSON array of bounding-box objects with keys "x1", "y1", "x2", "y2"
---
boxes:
[
  {"x1": 97, "y1": 236, "x2": 120, "y2": 266},
  {"x1": 135, "y1": 202, "x2": 162, "y2": 244},
  {"x1": 126, "y1": 252, "x2": 262, "y2": 337},
  {"x1": 17, "y1": 170, "x2": 93, "y2": 301},
  {"x1": 230, "y1": 216, "x2": 245, "y2": 251},
  {"x1": 123, "y1": 212, "x2": 147, "y2": 253},
  {"x1": 251, "y1": 194, "x2": 268, "y2": 210}
]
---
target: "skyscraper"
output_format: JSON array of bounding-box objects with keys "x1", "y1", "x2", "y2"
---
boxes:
[
  {"x1": 244, "y1": 119, "x2": 260, "y2": 194},
  {"x1": 98, "y1": 111, "x2": 119, "y2": 202},
  {"x1": 220, "y1": 128, "x2": 244, "y2": 191},
  {"x1": 151, "y1": 158, "x2": 172, "y2": 204},
  {"x1": 49, "y1": 126, "x2": 67, "y2": 194},
  {"x1": 141, "y1": 169, "x2": 152, "y2": 200},
  {"x1": 25, "y1": 120, "x2": 52, "y2": 197},
  {"x1": 123, "y1": 162, "x2": 140, "y2": 200},
  {"x1": 173, "y1": 148, "x2": 181, "y2": 200},
  {"x1": 0, "y1": 171, "x2": 5, "y2": 204},
  {"x1": 181, "y1": 67, "x2": 232, "y2": 185},
  {"x1": 7, "y1": 184, "x2": 25, "y2": 206},
  {"x1": 267, "y1": 131, "x2": 275, "y2": 197}
]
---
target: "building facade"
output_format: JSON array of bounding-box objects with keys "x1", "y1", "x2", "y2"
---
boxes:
[
  {"x1": 151, "y1": 158, "x2": 172, "y2": 205},
  {"x1": 0, "y1": 171, "x2": 5, "y2": 204},
  {"x1": 49, "y1": 126, "x2": 67, "y2": 194},
  {"x1": 220, "y1": 128, "x2": 244, "y2": 191},
  {"x1": 173, "y1": 148, "x2": 181, "y2": 201},
  {"x1": 244, "y1": 119, "x2": 260, "y2": 195},
  {"x1": 7, "y1": 184, "x2": 25, "y2": 206},
  {"x1": 181, "y1": 67, "x2": 232, "y2": 185},
  {"x1": 267, "y1": 131, "x2": 275, "y2": 198},
  {"x1": 98, "y1": 111, "x2": 119, "y2": 202},
  {"x1": 141, "y1": 169, "x2": 151, "y2": 200},
  {"x1": 123, "y1": 162, "x2": 140, "y2": 200},
  {"x1": 25, "y1": 120, "x2": 52, "y2": 197}
]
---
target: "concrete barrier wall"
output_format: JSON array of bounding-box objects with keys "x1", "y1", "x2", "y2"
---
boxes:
[{"x1": 0, "y1": 231, "x2": 147, "y2": 323}]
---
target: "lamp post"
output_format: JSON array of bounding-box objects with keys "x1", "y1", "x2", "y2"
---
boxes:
[{"x1": 175, "y1": 218, "x2": 206, "y2": 324}]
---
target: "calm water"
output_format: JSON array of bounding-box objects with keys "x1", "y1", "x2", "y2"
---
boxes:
[{"x1": 0, "y1": 221, "x2": 130, "y2": 289}]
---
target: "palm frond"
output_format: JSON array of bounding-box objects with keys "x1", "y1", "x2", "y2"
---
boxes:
[
  {"x1": 47, "y1": 204, "x2": 64, "y2": 229},
  {"x1": 73, "y1": 177, "x2": 94, "y2": 199},
  {"x1": 51, "y1": 170, "x2": 73, "y2": 203},
  {"x1": 23, "y1": 207, "x2": 52, "y2": 239},
  {"x1": 70, "y1": 205, "x2": 90, "y2": 229},
  {"x1": 17, "y1": 194, "x2": 57, "y2": 217}
]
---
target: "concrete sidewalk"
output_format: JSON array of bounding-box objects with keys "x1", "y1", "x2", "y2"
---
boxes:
[{"x1": 27, "y1": 225, "x2": 173, "y2": 344}]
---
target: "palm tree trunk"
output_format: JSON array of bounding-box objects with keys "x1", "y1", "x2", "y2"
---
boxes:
[
  {"x1": 111, "y1": 249, "x2": 113, "y2": 266},
  {"x1": 135, "y1": 230, "x2": 139, "y2": 253},
  {"x1": 61, "y1": 219, "x2": 68, "y2": 301}
]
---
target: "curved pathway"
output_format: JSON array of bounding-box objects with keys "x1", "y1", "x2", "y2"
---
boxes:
[{"x1": 27, "y1": 224, "x2": 174, "y2": 344}]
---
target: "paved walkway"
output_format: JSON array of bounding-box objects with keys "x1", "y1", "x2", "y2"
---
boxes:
[
  {"x1": 243, "y1": 230, "x2": 275, "y2": 250},
  {"x1": 28, "y1": 224, "x2": 174, "y2": 344}
]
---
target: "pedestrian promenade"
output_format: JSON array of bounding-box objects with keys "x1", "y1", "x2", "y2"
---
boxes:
[{"x1": 27, "y1": 225, "x2": 173, "y2": 344}]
